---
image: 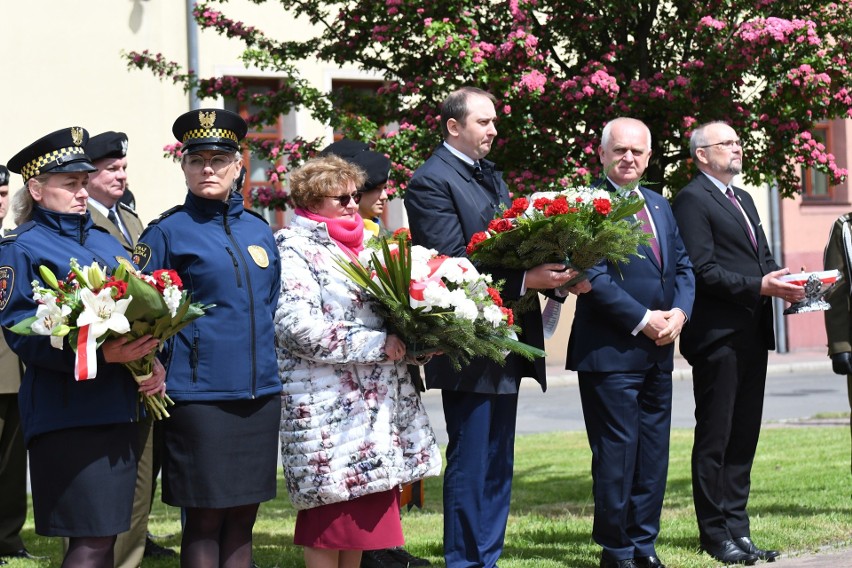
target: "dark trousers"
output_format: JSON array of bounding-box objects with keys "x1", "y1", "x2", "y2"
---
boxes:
[
  {"x1": 0, "y1": 394, "x2": 26, "y2": 555},
  {"x1": 691, "y1": 342, "x2": 768, "y2": 544},
  {"x1": 441, "y1": 390, "x2": 518, "y2": 568},
  {"x1": 578, "y1": 368, "x2": 672, "y2": 561}
]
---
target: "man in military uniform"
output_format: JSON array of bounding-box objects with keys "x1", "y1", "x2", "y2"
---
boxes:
[
  {"x1": 85, "y1": 132, "x2": 176, "y2": 564},
  {"x1": 0, "y1": 165, "x2": 32, "y2": 566},
  {"x1": 822, "y1": 213, "x2": 852, "y2": 476},
  {"x1": 85, "y1": 131, "x2": 143, "y2": 253}
]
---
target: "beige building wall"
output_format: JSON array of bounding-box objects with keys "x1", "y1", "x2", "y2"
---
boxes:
[{"x1": 0, "y1": 0, "x2": 374, "y2": 230}]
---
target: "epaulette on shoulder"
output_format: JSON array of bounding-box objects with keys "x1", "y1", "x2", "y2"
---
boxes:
[
  {"x1": 244, "y1": 207, "x2": 270, "y2": 225},
  {"x1": 117, "y1": 202, "x2": 140, "y2": 218},
  {"x1": 1, "y1": 221, "x2": 36, "y2": 242},
  {"x1": 146, "y1": 204, "x2": 184, "y2": 227},
  {"x1": 90, "y1": 224, "x2": 112, "y2": 236}
]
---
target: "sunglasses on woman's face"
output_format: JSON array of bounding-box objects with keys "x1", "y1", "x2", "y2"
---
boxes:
[{"x1": 325, "y1": 192, "x2": 362, "y2": 206}]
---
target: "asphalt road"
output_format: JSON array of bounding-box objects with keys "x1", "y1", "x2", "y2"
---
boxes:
[{"x1": 420, "y1": 368, "x2": 850, "y2": 445}]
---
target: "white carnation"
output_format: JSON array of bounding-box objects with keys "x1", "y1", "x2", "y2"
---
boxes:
[
  {"x1": 483, "y1": 304, "x2": 504, "y2": 327},
  {"x1": 453, "y1": 298, "x2": 479, "y2": 321},
  {"x1": 422, "y1": 280, "x2": 453, "y2": 309}
]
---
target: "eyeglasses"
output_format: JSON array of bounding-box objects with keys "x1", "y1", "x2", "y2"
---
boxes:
[
  {"x1": 699, "y1": 139, "x2": 743, "y2": 150},
  {"x1": 324, "y1": 192, "x2": 362, "y2": 206},
  {"x1": 184, "y1": 155, "x2": 235, "y2": 172}
]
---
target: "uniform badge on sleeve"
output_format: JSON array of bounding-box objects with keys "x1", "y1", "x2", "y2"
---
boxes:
[
  {"x1": 0, "y1": 266, "x2": 15, "y2": 312},
  {"x1": 132, "y1": 243, "x2": 152, "y2": 271},
  {"x1": 247, "y1": 245, "x2": 270, "y2": 268}
]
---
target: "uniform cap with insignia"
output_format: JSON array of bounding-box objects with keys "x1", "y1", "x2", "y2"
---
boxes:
[
  {"x1": 7, "y1": 127, "x2": 97, "y2": 181},
  {"x1": 0, "y1": 165, "x2": 9, "y2": 186},
  {"x1": 86, "y1": 131, "x2": 129, "y2": 162},
  {"x1": 172, "y1": 108, "x2": 248, "y2": 155},
  {"x1": 319, "y1": 138, "x2": 390, "y2": 192}
]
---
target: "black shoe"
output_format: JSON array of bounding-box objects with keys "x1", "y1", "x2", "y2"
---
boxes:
[
  {"x1": 0, "y1": 549, "x2": 42, "y2": 561},
  {"x1": 733, "y1": 537, "x2": 781, "y2": 562},
  {"x1": 361, "y1": 549, "x2": 407, "y2": 568},
  {"x1": 385, "y1": 547, "x2": 431, "y2": 567},
  {"x1": 634, "y1": 555, "x2": 666, "y2": 568},
  {"x1": 701, "y1": 540, "x2": 759, "y2": 565},
  {"x1": 600, "y1": 556, "x2": 638, "y2": 568},
  {"x1": 144, "y1": 536, "x2": 178, "y2": 558}
]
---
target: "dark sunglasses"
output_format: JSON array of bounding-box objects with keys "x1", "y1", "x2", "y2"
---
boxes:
[{"x1": 325, "y1": 192, "x2": 362, "y2": 206}]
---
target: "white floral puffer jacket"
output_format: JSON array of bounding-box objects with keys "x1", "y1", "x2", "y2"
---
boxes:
[{"x1": 274, "y1": 215, "x2": 442, "y2": 511}]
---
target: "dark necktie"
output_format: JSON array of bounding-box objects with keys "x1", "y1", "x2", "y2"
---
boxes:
[
  {"x1": 108, "y1": 208, "x2": 130, "y2": 242},
  {"x1": 635, "y1": 203, "x2": 662, "y2": 266},
  {"x1": 473, "y1": 162, "x2": 485, "y2": 183},
  {"x1": 725, "y1": 187, "x2": 757, "y2": 250}
]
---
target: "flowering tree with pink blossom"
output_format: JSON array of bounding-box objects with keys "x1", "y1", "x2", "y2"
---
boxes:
[{"x1": 124, "y1": 0, "x2": 852, "y2": 206}]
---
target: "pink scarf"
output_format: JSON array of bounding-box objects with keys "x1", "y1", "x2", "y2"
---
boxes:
[{"x1": 295, "y1": 207, "x2": 365, "y2": 258}]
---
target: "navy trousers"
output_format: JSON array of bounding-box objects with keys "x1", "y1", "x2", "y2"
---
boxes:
[
  {"x1": 441, "y1": 390, "x2": 519, "y2": 568},
  {"x1": 578, "y1": 368, "x2": 672, "y2": 561}
]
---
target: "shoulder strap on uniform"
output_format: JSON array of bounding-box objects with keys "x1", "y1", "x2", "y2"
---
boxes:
[
  {"x1": 1, "y1": 221, "x2": 36, "y2": 241},
  {"x1": 243, "y1": 207, "x2": 270, "y2": 225},
  {"x1": 146, "y1": 204, "x2": 184, "y2": 227},
  {"x1": 117, "y1": 202, "x2": 141, "y2": 218}
]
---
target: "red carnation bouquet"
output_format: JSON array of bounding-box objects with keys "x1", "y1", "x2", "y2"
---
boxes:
[{"x1": 466, "y1": 187, "x2": 648, "y2": 310}]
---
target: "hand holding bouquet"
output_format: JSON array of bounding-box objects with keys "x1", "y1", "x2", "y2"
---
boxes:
[
  {"x1": 466, "y1": 186, "x2": 649, "y2": 310},
  {"x1": 9, "y1": 259, "x2": 212, "y2": 419},
  {"x1": 337, "y1": 230, "x2": 546, "y2": 371}
]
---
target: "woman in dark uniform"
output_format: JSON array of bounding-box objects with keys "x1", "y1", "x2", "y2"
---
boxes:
[
  {"x1": 133, "y1": 109, "x2": 282, "y2": 568},
  {"x1": 0, "y1": 127, "x2": 165, "y2": 568}
]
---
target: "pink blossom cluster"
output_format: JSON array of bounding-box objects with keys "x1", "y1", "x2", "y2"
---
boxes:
[
  {"x1": 199, "y1": 76, "x2": 245, "y2": 100},
  {"x1": 792, "y1": 131, "x2": 848, "y2": 182},
  {"x1": 251, "y1": 186, "x2": 291, "y2": 210},
  {"x1": 697, "y1": 16, "x2": 727, "y2": 31},
  {"x1": 736, "y1": 17, "x2": 820, "y2": 46},
  {"x1": 194, "y1": 4, "x2": 259, "y2": 43},
  {"x1": 162, "y1": 143, "x2": 183, "y2": 161},
  {"x1": 517, "y1": 70, "x2": 547, "y2": 94}
]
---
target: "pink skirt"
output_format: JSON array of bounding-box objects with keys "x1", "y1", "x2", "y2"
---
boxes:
[{"x1": 294, "y1": 489, "x2": 403, "y2": 549}]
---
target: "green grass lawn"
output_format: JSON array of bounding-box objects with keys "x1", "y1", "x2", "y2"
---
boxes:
[{"x1": 11, "y1": 427, "x2": 851, "y2": 567}]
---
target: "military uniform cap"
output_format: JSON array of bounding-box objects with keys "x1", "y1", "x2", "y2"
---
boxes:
[
  {"x1": 172, "y1": 108, "x2": 247, "y2": 154},
  {"x1": 0, "y1": 165, "x2": 9, "y2": 186},
  {"x1": 7, "y1": 127, "x2": 97, "y2": 181},
  {"x1": 320, "y1": 138, "x2": 390, "y2": 192},
  {"x1": 87, "y1": 131, "x2": 129, "y2": 162}
]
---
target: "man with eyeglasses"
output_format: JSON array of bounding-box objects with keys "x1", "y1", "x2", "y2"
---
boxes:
[{"x1": 672, "y1": 121, "x2": 804, "y2": 565}]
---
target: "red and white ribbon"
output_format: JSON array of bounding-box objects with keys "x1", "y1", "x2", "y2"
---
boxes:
[{"x1": 74, "y1": 324, "x2": 98, "y2": 381}]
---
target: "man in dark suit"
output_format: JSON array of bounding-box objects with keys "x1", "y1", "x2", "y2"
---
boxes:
[
  {"x1": 567, "y1": 118, "x2": 694, "y2": 568},
  {"x1": 405, "y1": 86, "x2": 587, "y2": 568},
  {"x1": 672, "y1": 121, "x2": 804, "y2": 565}
]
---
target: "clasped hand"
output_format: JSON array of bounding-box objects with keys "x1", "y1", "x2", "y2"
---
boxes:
[{"x1": 642, "y1": 309, "x2": 686, "y2": 346}]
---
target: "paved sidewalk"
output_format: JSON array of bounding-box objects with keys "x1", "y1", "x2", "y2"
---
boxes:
[{"x1": 770, "y1": 545, "x2": 852, "y2": 567}]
